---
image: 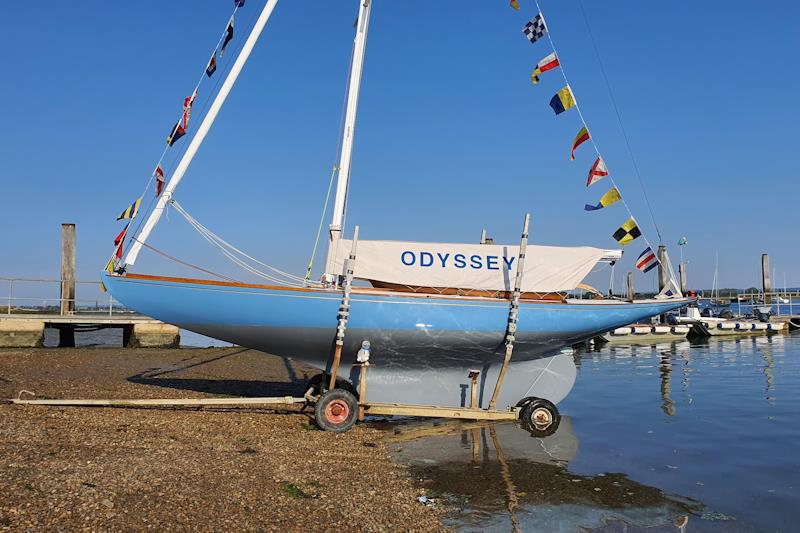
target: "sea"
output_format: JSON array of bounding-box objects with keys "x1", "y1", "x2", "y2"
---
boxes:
[{"x1": 389, "y1": 331, "x2": 800, "y2": 532}]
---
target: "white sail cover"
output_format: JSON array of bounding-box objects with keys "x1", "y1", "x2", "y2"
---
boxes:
[{"x1": 334, "y1": 240, "x2": 613, "y2": 293}]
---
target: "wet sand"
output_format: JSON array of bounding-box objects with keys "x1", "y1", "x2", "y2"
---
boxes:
[{"x1": 0, "y1": 348, "x2": 445, "y2": 532}]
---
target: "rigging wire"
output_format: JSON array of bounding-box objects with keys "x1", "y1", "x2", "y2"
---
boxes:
[
  {"x1": 134, "y1": 240, "x2": 238, "y2": 282},
  {"x1": 171, "y1": 201, "x2": 310, "y2": 286},
  {"x1": 576, "y1": 0, "x2": 663, "y2": 244}
]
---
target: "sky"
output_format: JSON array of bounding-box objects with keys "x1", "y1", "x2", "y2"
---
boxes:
[{"x1": 0, "y1": 0, "x2": 798, "y2": 305}]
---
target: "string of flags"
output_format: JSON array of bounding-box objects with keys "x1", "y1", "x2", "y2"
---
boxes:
[
  {"x1": 107, "y1": 0, "x2": 245, "y2": 272},
  {"x1": 510, "y1": 0, "x2": 657, "y2": 273}
]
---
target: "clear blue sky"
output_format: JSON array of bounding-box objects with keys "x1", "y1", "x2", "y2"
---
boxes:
[{"x1": 1, "y1": 0, "x2": 798, "y2": 304}]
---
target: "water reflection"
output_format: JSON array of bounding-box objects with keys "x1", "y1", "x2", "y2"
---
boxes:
[{"x1": 382, "y1": 419, "x2": 704, "y2": 532}]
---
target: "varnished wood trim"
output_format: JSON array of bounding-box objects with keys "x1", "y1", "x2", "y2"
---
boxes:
[{"x1": 117, "y1": 273, "x2": 655, "y2": 306}]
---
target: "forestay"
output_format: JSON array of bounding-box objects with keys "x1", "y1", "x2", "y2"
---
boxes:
[{"x1": 333, "y1": 240, "x2": 618, "y2": 293}]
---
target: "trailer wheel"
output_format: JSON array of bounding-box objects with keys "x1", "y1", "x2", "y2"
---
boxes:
[
  {"x1": 314, "y1": 389, "x2": 358, "y2": 433},
  {"x1": 520, "y1": 398, "x2": 560, "y2": 437}
]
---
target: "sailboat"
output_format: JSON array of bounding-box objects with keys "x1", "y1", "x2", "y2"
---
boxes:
[{"x1": 103, "y1": 0, "x2": 689, "y2": 412}]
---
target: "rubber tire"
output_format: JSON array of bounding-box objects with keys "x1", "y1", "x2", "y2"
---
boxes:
[
  {"x1": 520, "y1": 398, "x2": 561, "y2": 437},
  {"x1": 314, "y1": 389, "x2": 358, "y2": 433},
  {"x1": 305, "y1": 373, "x2": 358, "y2": 398}
]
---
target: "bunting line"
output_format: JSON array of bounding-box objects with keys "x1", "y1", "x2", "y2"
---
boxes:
[
  {"x1": 108, "y1": 0, "x2": 247, "y2": 270},
  {"x1": 529, "y1": 0, "x2": 663, "y2": 268}
]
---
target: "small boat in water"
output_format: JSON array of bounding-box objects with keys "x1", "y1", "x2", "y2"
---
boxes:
[{"x1": 103, "y1": 1, "x2": 688, "y2": 411}]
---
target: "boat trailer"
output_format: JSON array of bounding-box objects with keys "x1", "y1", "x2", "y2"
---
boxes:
[{"x1": 6, "y1": 216, "x2": 561, "y2": 436}]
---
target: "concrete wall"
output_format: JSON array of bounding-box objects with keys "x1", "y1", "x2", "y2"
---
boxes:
[
  {"x1": 127, "y1": 323, "x2": 180, "y2": 349},
  {"x1": 0, "y1": 319, "x2": 45, "y2": 348}
]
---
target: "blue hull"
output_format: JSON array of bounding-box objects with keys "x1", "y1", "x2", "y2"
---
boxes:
[{"x1": 103, "y1": 273, "x2": 688, "y2": 408}]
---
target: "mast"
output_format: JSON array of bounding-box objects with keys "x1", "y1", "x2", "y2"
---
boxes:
[
  {"x1": 323, "y1": 0, "x2": 373, "y2": 281},
  {"x1": 122, "y1": 0, "x2": 280, "y2": 268}
]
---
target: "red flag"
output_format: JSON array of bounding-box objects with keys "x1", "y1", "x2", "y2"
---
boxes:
[
  {"x1": 114, "y1": 223, "x2": 129, "y2": 259},
  {"x1": 586, "y1": 157, "x2": 608, "y2": 187},
  {"x1": 154, "y1": 165, "x2": 165, "y2": 196}
]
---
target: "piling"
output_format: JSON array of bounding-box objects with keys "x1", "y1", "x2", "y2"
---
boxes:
[
  {"x1": 657, "y1": 245, "x2": 668, "y2": 322},
  {"x1": 656, "y1": 245, "x2": 668, "y2": 292},
  {"x1": 626, "y1": 272, "x2": 634, "y2": 301},
  {"x1": 679, "y1": 263, "x2": 687, "y2": 294},
  {"x1": 60, "y1": 224, "x2": 76, "y2": 316},
  {"x1": 762, "y1": 254, "x2": 772, "y2": 305}
]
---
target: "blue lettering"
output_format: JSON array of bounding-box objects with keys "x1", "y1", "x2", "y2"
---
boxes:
[
  {"x1": 470, "y1": 254, "x2": 483, "y2": 269},
  {"x1": 503, "y1": 256, "x2": 515, "y2": 269},
  {"x1": 486, "y1": 255, "x2": 499, "y2": 270},
  {"x1": 420, "y1": 252, "x2": 434, "y2": 267},
  {"x1": 454, "y1": 254, "x2": 466, "y2": 268},
  {"x1": 401, "y1": 251, "x2": 415, "y2": 266},
  {"x1": 436, "y1": 252, "x2": 450, "y2": 268}
]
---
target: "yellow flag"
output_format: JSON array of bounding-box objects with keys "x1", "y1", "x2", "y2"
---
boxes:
[{"x1": 612, "y1": 218, "x2": 641, "y2": 246}]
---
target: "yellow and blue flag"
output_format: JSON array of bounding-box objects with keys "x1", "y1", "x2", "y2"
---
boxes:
[
  {"x1": 585, "y1": 187, "x2": 621, "y2": 211},
  {"x1": 117, "y1": 197, "x2": 142, "y2": 221},
  {"x1": 549, "y1": 85, "x2": 575, "y2": 115}
]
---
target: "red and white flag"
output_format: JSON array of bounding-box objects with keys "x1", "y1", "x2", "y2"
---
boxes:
[
  {"x1": 182, "y1": 89, "x2": 198, "y2": 129},
  {"x1": 586, "y1": 157, "x2": 608, "y2": 187},
  {"x1": 114, "y1": 223, "x2": 129, "y2": 259},
  {"x1": 154, "y1": 165, "x2": 165, "y2": 196}
]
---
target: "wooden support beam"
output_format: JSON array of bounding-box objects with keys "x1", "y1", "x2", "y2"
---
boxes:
[
  {"x1": 489, "y1": 213, "x2": 530, "y2": 410},
  {"x1": 329, "y1": 226, "x2": 359, "y2": 390},
  {"x1": 60, "y1": 223, "x2": 76, "y2": 316},
  {"x1": 362, "y1": 402, "x2": 518, "y2": 421}
]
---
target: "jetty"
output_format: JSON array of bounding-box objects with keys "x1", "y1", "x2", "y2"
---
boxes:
[
  {"x1": 1, "y1": 224, "x2": 179, "y2": 348},
  {"x1": 0, "y1": 314, "x2": 179, "y2": 348}
]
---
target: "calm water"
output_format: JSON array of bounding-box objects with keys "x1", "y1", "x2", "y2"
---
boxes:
[
  {"x1": 42, "y1": 327, "x2": 233, "y2": 348},
  {"x1": 388, "y1": 332, "x2": 800, "y2": 532}
]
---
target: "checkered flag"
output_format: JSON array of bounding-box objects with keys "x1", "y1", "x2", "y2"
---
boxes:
[{"x1": 522, "y1": 14, "x2": 547, "y2": 44}]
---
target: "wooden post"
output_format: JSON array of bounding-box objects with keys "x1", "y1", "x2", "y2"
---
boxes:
[
  {"x1": 357, "y1": 362, "x2": 369, "y2": 421},
  {"x1": 60, "y1": 224, "x2": 76, "y2": 316},
  {"x1": 762, "y1": 254, "x2": 772, "y2": 305},
  {"x1": 657, "y1": 245, "x2": 668, "y2": 323},
  {"x1": 489, "y1": 213, "x2": 530, "y2": 411},
  {"x1": 657, "y1": 245, "x2": 668, "y2": 293},
  {"x1": 468, "y1": 370, "x2": 479, "y2": 409},
  {"x1": 679, "y1": 262, "x2": 687, "y2": 294},
  {"x1": 328, "y1": 226, "x2": 359, "y2": 391},
  {"x1": 626, "y1": 272, "x2": 634, "y2": 301}
]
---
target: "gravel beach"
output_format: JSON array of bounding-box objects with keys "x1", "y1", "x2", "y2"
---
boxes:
[{"x1": 0, "y1": 347, "x2": 446, "y2": 532}]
